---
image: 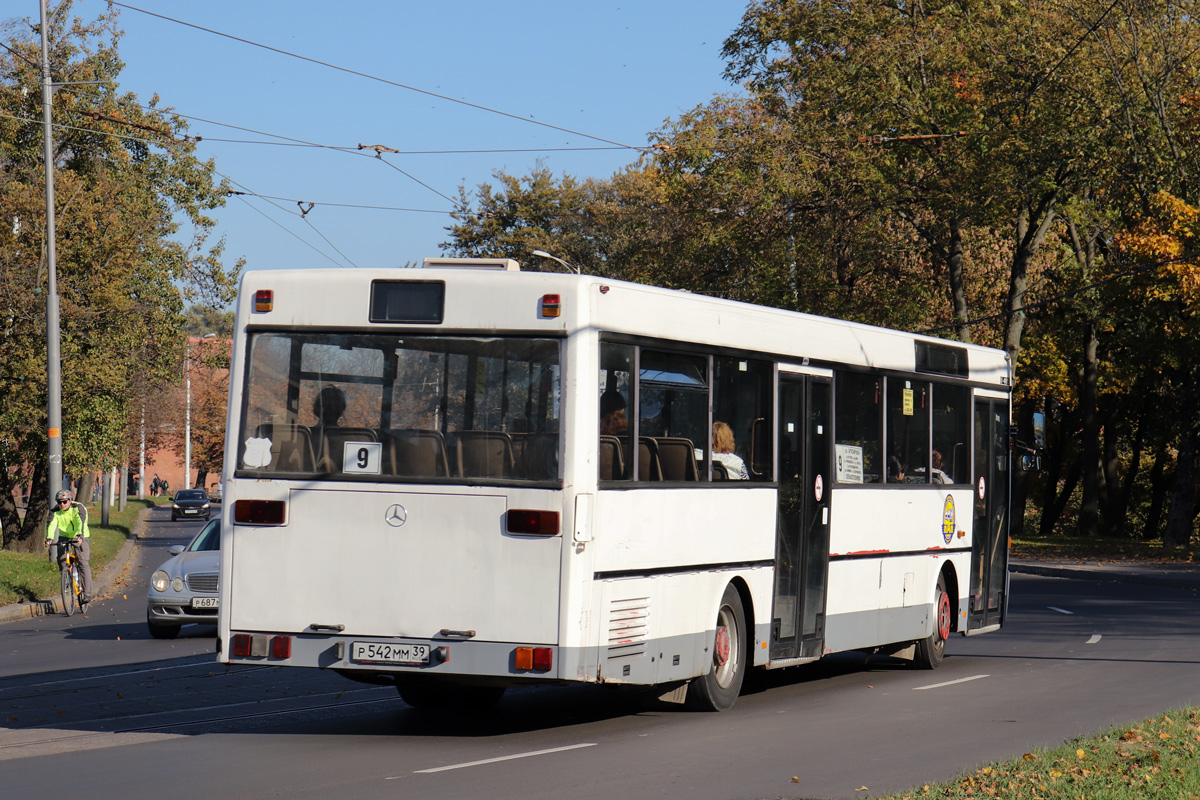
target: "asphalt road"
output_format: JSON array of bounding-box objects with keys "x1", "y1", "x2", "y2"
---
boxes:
[{"x1": 1, "y1": 515, "x2": 1198, "y2": 800}]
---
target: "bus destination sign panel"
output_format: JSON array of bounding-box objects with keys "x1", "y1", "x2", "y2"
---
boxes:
[{"x1": 369, "y1": 280, "x2": 445, "y2": 324}]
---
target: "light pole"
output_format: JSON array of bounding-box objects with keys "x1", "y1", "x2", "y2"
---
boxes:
[
  {"x1": 184, "y1": 333, "x2": 216, "y2": 489},
  {"x1": 40, "y1": 0, "x2": 63, "y2": 503},
  {"x1": 531, "y1": 250, "x2": 581, "y2": 274}
]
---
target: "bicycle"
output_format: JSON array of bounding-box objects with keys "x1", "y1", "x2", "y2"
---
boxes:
[{"x1": 56, "y1": 537, "x2": 89, "y2": 616}]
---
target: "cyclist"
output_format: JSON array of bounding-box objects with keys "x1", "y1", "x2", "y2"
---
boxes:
[{"x1": 45, "y1": 489, "x2": 92, "y2": 604}]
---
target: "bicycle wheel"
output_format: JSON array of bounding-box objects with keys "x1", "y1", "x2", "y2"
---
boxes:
[
  {"x1": 60, "y1": 563, "x2": 76, "y2": 617},
  {"x1": 74, "y1": 566, "x2": 88, "y2": 613}
]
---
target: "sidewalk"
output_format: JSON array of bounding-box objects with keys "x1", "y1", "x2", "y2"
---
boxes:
[
  {"x1": 0, "y1": 507, "x2": 148, "y2": 624},
  {"x1": 1009, "y1": 558, "x2": 1200, "y2": 591}
]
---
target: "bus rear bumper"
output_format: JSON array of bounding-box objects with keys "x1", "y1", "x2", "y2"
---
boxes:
[{"x1": 222, "y1": 631, "x2": 566, "y2": 682}]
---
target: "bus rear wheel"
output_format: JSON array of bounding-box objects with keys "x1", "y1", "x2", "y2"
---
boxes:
[
  {"x1": 914, "y1": 573, "x2": 951, "y2": 669},
  {"x1": 686, "y1": 584, "x2": 747, "y2": 711}
]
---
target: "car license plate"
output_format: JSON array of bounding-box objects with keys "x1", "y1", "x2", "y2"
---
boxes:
[
  {"x1": 184, "y1": 509, "x2": 198, "y2": 514},
  {"x1": 192, "y1": 597, "x2": 219, "y2": 609},
  {"x1": 350, "y1": 641, "x2": 430, "y2": 665}
]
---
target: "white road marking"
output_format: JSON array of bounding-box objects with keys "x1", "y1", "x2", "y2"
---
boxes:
[
  {"x1": 1048, "y1": 606, "x2": 1074, "y2": 615},
  {"x1": 913, "y1": 674, "x2": 990, "y2": 691},
  {"x1": 409, "y1": 743, "x2": 598, "y2": 775},
  {"x1": 1087, "y1": 634, "x2": 1102, "y2": 644}
]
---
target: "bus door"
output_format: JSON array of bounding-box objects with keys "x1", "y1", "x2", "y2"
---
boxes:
[
  {"x1": 969, "y1": 399, "x2": 1010, "y2": 630},
  {"x1": 771, "y1": 375, "x2": 831, "y2": 661}
]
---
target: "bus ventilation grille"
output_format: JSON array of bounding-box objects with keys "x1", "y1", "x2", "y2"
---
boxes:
[{"x1": 607, "y1": 597, "x2": 649, "y2": 659}]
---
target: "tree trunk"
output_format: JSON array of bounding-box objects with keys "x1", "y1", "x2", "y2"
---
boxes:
[
  {"x1": 1077, "y1": 322, "x2": 1101, "y2": 537},
  {"x1": 1163, "y1": 411, "x2": 1198, "y2": 549},
  {"x1": 1105, "y1": 405, "x2": 1142, "y2": 538},
  {"x1": 11, "y1": 461, "x2": 49, "y2": 554},
  {"x1": 945, "y1": 219, "x2": 972, "y2": 344},
  {"x1": 0, "y1": 472, "x2": 22, "y2": 548},
  {"x1": 1005, "y1": 194, "x2": 1059, "y2": 360},
  {"x1": 1143, "y1": 446, "x2": 1170, "y2": 540}
]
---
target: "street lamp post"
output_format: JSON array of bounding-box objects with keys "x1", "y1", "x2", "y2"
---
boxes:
[{"x1": 531, "y1": 250, "x2": 581, "y2": 274}]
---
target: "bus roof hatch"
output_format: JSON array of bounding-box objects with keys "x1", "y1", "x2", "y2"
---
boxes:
[{"x1": 421, "y1": 257, "x2": 520, "y2": 271}]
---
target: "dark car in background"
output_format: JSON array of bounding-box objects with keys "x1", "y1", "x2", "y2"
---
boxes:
[{"x1": 170, "y1": 488, "x2": 212, "y2": 522}]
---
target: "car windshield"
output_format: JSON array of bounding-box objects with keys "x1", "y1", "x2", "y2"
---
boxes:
[
  {"x1": 187, "y1": 521, "x2": 220, "y2": 552},
  {"x1": 176, "y1": 490, "x2": 206, "y2": 501}
]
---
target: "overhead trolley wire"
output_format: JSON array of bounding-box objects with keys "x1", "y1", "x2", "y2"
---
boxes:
[{"x1": 109, "y1": 1, "x2": 640, "y2": 152}]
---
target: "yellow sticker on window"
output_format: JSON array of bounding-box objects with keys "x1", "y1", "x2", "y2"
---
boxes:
[{"x1": 903, "y1": 388, "x2": 914, "y2": 416}]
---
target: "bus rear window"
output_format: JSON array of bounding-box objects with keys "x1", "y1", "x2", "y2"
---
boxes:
[{"x1": 238, "y1": 332, "x2": 560, "y2": 483}]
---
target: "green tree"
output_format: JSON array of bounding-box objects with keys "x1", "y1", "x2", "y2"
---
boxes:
[{"x1": 0, "y1": 2, "x2": 239, "y2": 551}]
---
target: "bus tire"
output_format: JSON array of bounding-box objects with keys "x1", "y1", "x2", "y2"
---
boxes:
[
  {"x1": 396, "y1": 678, "x2": 506, "y2": 711},
  {"x1": 686, "y1": 584, "x2": 747, "y2": 711},
  {"x1": 914, "y1": 573, "x2": 950, "y2": 669}
]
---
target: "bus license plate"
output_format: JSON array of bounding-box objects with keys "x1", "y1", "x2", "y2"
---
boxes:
[
  {"x1": 192, "y1": 597, "x2": 218, "y2": 609},
  {"x1": 350, "y1": 641, "x2": 430, "y2": 665}
]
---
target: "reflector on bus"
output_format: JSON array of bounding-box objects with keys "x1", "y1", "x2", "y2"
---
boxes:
[{"x1": 506, "y1": 509, "x2": 559, "y2": 535}]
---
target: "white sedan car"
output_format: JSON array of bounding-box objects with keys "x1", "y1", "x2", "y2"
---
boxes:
[{"x1": 147, "y1": 519, "x2": 220, "y2": 639}]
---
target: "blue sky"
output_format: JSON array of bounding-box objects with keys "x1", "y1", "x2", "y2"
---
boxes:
[{"x1": 61, "y1": 0, "x2": 747, "y2": 274}]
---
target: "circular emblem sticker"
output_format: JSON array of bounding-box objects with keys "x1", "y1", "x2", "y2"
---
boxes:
[
  {"x1": 814, "y1": 474, "x2": 824, "y2": 503},
  {"x1": 941, "y1": 495, "x2": 955, "y2": 544},
  {"x1": 977, "y1": 476, "x2": 986, "y2": 500}
]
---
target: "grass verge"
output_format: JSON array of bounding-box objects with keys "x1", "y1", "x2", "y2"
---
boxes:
[
  {"x1": 880, "y1": 708, "x2": 1200, "y2": 799},
  {"x1": 1012, "y1": 534, "x2": 1196, "y2": 563},
  {"x1": 0, "y1": 498, "x2": 161, "y2": 606}
]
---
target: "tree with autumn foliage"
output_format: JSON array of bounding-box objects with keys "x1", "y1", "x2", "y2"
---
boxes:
[
  {"x1": 0, "y1": 3, "x2": 239, "y2": 552},
  {"x1": 447, "y1": 0, "x2": 1200, "y2": 545}
]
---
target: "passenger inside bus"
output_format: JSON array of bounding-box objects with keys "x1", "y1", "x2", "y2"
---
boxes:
[
  {"x1": 711, "y1": 421, "x2": 748, "y2": 480},
  {"x1": 312, "y1": 386, "x2": 346, "y2": 427},
  {"x1": 600, "y1": 389, "x2": 628, "y2": 435}
]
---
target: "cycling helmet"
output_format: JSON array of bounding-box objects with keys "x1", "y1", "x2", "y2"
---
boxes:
[{"x1": 55, "y1": 490, "x2": 72, "y2": 503}]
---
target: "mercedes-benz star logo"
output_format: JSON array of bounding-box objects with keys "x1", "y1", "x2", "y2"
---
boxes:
[{"x1": 385, "y1": 504, "x2": 408, "y2": 527}]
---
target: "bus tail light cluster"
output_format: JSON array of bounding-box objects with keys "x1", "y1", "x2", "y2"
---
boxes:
[
  {"x1": 254, "y1": 289, "x2": 273, "y2": 312},
  {"x1": 514, "y1": 646, "x2": 553, "y2": 672},
  {"x1": 541, "y1": 294, "x2": 561, "y2": 317},
  {"x1": 506, "y1": 509, "x2": 559, "y2": 535},
  {"x1": 231, "y1": 633, "x2": 291, "y2": 659},
  {"x1": 234, "y1": 499, "x2": 286, "y2": 525}
]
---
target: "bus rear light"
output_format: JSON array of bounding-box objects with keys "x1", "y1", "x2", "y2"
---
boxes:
[
  {"x1": 254, "y1": 289, "x2": 273, "y2": 312},
  {"x1": 507, "y1": 509, "x2": 559, "y2": 535},
  {"x1": 271, "y1": 635, "x2": 292, "y2": 659},
  {"x1": 514, "y1": 646, "x2": 553, "y2": 672},
  {"x1": 234, "y1": 499, "x2": 286, "y2": 525},
  {"x1": 232, "y1": 634, "x2": 252, "y2": 657},
  {"x1": 541, "y1": 294, "x2": 561, "y2": 317}
]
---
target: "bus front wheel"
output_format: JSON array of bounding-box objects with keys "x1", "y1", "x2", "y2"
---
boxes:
[
  {"x1": 686, "y1": 584, "x2": 747, "y2": 711},
  {"x1": 914, "y1": 573, "x2": 950, "y2": 669}
]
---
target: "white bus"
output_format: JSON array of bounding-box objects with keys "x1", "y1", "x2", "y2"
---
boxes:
[{"x1": 217, "y1": 258, "x2": 1016, "y2": 711}]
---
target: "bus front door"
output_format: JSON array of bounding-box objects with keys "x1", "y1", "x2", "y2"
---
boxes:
[
  {"x1": 771, "y1": 375, "x2": 831, "y2": 662},
  {"x1": 970, "y1": 400, "x2": 1010, "y2": 631}
]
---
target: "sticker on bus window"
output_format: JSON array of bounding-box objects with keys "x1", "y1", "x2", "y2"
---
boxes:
[
  {"x1": 243, "y1": 437, "x2": 273, "y2": 468},
  {"x1": 835, "y1": 444, "x2": 864, "y2": 483}
]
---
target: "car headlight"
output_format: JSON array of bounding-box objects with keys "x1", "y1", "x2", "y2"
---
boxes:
[
  {"x1": 172, "y1": 503, "x2": 180, "y2": 509},
  {"x1": 202, "y1": 503, "x2": 210, "y2": 509},
  {"x1": 172, "y1": 577, "x2": 184, "y2": 592},
  {"x1": 151, "y1": 570, "x2": 169, "y2": 592}
]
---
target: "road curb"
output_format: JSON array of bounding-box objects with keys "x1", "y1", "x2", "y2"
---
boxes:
[
  {"x1": 0, "y1": 506, "x2": 150, "y2": 624},
  {"x1": 1010, "y1": 561, "x2": 1200, "y2": 591}
]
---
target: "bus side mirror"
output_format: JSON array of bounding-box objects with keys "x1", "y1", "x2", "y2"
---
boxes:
[
  {"x1": 1021, "y1": 454, "x2": 1042, "y2": 472},
  {"x1": 1032, "y1": 412, "x2": 1046, "y2": 451}
]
